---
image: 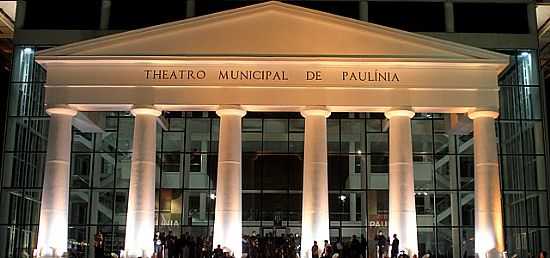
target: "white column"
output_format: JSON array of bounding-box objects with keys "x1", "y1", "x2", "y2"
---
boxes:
[
  {"x1": 123, "y1": 107, "x2": 161, "y2": 258},
  {"x1": 213, "y1": 106, "x2": 246, "y2": 258},
  {"x1": 468, "y1": 110, "x2": 505, "y2": 258},
  {"x1": 35, "y1": 107, "x2": 78, "y2": 258},
  {"x1": 300, "y1": 107, "x2": 331, "y2": 258},
  {"x1": 385, "y1": 109, "x2": 418, "y2": 256}
]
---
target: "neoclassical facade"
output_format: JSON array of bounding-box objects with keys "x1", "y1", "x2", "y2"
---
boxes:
[{"x1": 27, "y1": 2, "x2": 513, "y2": 258}]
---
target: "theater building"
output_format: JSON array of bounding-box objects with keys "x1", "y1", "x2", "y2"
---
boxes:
[{"x1": 1, "y1": 1, "x2": 548, "y2": 258}]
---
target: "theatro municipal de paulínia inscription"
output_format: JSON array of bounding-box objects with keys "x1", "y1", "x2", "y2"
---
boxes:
[{"x1": 144, "y1": 69, "x2": 400, "y2": 82}]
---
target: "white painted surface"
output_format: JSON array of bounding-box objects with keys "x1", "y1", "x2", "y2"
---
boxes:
[
  {"x1": 469, "y1": 111, "x2": 505, "y2": 258},
  {"x1": 123, "y1": 108, "x2": 161, "y2": 258},
  {"x1": 385, "y1": 109, "x2": 419, "y2": 256},
  {"x1": 0, "y1": 1, "x2": 16, "y2": 21},
  {"x1": 213, "y1": 106, "x2": 246, "y2": 258},
  {"x1": 300, "y1": 108, "x2": 330, "y2": 258},
  {"x1": 34, "y1": 2, "x2": 507, "y2": 113},
  {"x1": 35, "y1": 107, "x2": 77, "y2": 257},
  {"x1": 29, "y1": 3, "x2": 508, "y2": 257}
]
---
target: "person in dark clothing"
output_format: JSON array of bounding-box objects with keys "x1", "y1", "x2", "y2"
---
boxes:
[
  {"x1": 249, "y1": 239, "x2": 259, "y2": 258},
  {"x1": 189, "y1": 235, "x2": 196, "y2": 258},
  {"x1": 166, "y1": 231, "x2": 177, "y2": 258},
  {"x1": 94, "y1": 231, "x2": 104, "y2": 258},
  {"x1": 199, "y1": 238, "x2": 210, "y2": 258},
  {"x1": 312, "y1": 241, "x2": 320, "y2": 258},
  {"x1": 391, "y1": 234, "x2": 399, "y2": 258},
  {"x1": 360, "y1": 235, "x2": 368, "y2": 258},
  {"x1": 351, "y1": 235, "x2": 361, "y2": 258},
  {"x1": 375, "y1": 231, "x2": 387, "y2": 258},
  {"x1": 214, "y1": 244, "x2": 224, "y2": 258},
  {"x1": 322, "y1": 240, "x2": 333, "y2": 258}
]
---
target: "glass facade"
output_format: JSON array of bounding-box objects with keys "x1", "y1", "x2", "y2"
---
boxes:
[{"x1": 0, "y1": 47, "x2": 549, "y2": 258}]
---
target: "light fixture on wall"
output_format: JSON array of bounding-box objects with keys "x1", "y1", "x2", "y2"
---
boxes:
[{"x1": 339, "y1": 195, "x2": 347, "y2": 202}]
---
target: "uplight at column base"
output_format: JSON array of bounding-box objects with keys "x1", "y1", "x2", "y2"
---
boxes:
[
  {"x1": 120, "y1": 249, "x2": 153, "y2": 258},
  {"x1": 33, "y1": 247, "x2": 66, "y2": 258}
]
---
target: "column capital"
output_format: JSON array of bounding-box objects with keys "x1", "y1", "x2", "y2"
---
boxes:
[
  {"x1": 384, "y1": 109, "x2": 415, "y2": 119},
  {"x1": 46, "y1": 106, "x2": 78, "y2": 117},
  {"x1": 130, "y1": 107, "x2": 161, "y2": 117},
  {"x1": 468, "y1": 110, "x2": 499, "y2": 120},
  {"x1": 216, "y1": 105, "x2": 246, "y2": 117},
  {"x1": 300, "y1": 106, "x2": 331, "y2": 118}
]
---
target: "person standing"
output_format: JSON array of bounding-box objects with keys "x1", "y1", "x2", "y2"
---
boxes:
[
  {"x1": 94, "y1": 231, "x2": 104, "y2": 258},
  {"x1": 312, "y1": 241, "x2": 320, "y2": 258},
  {"x1": 351, "y1": 235, "x2": 361, "y2": 258},
  {"x1": 154, "y1": 232, "x2": 163, "y2": 257},
  {"x1": 391, "y1": 234, "x2": 399, "y2": 258},
  {"x1": 360, "y1": 235, "x2": 367, "y2": 258},
  {"x1": 213, "y1": 244, "x2": 224, "y2": 258},
  {"x1": 322, "y1": 240, "x2": 333, "y2": 258},
  {"x1": 374, "y1": 231, "x2": 387, "y2": 258},
  {"x1": 167, "y1": 231, "x2": 177, "y2": 258}
]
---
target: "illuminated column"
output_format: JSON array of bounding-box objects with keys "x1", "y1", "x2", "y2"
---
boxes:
[
  {"x1": 300, "y1": 107, "x2": 331, "y2": 258},
  {"x1": 35, "y1": 107, "x2": 78, "y2": 257},
  {"x1": 123, "y1": 107, "x2": 161, "y2": 258},
  {"x1": 385, "y1": 109, "x2": 418, "y2": 256},
  {"x1": 468, "y1": 110, "x2": 505, "y2": 258},
  {"x1": 213, "y1": 106, "x2": 246, "y2": 258}
]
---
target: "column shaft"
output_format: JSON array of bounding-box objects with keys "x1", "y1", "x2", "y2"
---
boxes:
[
  {"x1": 300, "y1": 108, "x2": 330, "y2": 258},
  {"x1": 213, "y1": 107, "x2": 245, "y2": 258},
  {"x1": 386, "y1": 110, "x2": 418, "y2": 256},
  {"x1": 124, "y1": 108, "x2": 160, "y2": 258},
  {"x1": 470, "y1": 111, "x2": 504, "y2": 258},
  {"x1": 35, "y1": 108, "x2": 77, "y2": 257}
]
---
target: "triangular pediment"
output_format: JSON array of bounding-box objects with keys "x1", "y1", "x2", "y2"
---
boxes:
[{"x1": 37, "y1": 1, "x2": 507, "y2": 62}]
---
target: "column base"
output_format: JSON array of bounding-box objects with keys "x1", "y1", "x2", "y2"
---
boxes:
[
  {"x1": 477, "y1": 250, "x2": 507, "y2": 258},
  {"x1": 33, "y1": 248, "x2": 67, "y2": 258},
  {"x1": 120, "y1": 249, "x2": 153, "y2": 258}
]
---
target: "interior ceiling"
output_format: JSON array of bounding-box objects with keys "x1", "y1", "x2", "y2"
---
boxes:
[{"x1": 537, "y1": 4, "x2": 550, "y2": 79}]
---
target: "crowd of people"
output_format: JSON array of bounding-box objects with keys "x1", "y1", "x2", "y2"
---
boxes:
[
  {"x1": 152, "y1": 232, "x2": 370, "y2": 258},
  {"x1": 154, "y1": 231, "x2": 212, "y2": 258},
  {"x1": 309, "y1": 235, "x2": 368, "y2": 258},
  {"x1": 86, "y1": 230, "x2": 549, "y2": 258}
]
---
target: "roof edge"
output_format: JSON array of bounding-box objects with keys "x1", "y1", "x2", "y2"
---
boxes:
[{"x1": 36, "y1": 1, "x2": 509, "y2": 63}]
